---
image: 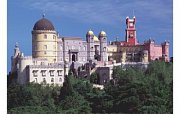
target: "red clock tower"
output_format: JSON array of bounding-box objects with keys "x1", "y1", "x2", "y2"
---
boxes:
[{"x1": 125, "y1": 16, "x2": 136, "y2": 45}]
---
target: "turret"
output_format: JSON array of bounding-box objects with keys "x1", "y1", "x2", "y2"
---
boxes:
[
  {"x1": 125, "y1": 16, "x2": 137, "y2": 45},
  {"x1": 86, "y1": 30, "x2": 95, "y2": 61},
  {"x1": 99, "y1": 31, "x2": 107, "y2": 61},
  {"x1": 161, "y1": 40, "x2": 169, "y2": 62},
  {"x1": 11, "y1": 43, "x2": 21, "y2": 73}
]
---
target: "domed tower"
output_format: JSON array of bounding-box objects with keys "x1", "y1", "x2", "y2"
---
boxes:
[
  {"x1": 86, "y1": 30, "x2": 95, "y2": 61},
  {"x1": 32, "y1": 15, "x2": 58, "y2": 63},
  {"x1": 99, "y1": 31, "x2": 107, "y2": 61}
]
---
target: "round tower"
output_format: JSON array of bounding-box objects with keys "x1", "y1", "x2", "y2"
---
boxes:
[
  {"x1": 32, "y1": 15, "x2": 58, "y2": 63},
  {"x1": 11, "y1": 43, "x2": 21, "y2": 73},
  {"x1": 161, "y1": 41, "x2": 169, "y2": 62},
  {"x1": 86, "y1": 30, "x2": 95, "y2": 61},
  {"x1": 99, "y1": 31, "x2": 107, "y2": 61}
]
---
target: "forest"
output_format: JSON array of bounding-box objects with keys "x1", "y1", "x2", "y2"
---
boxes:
[{"x1": 7, "y1": 61, "x2": 173, "y2": 114}]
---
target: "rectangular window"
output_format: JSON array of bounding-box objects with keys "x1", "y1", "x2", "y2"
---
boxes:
[
  {"x1": 34, "y1": 78, "x2": 38, "y2": 82},
  {"x1": 49, "y1": 70, "x2": 54, "y2": 76},
  {"x1": 33, "y1": 70, "x2": 38, "y2": 77},
  {"x1": 57, "y1": 70, "x2": 62, "y2": 76},
  {"x1": 41, "y1": 70, "x2": 46, "y2": 76},
  {"x1": 44, "y1": 51, "x2": 47, "y2": 54}
]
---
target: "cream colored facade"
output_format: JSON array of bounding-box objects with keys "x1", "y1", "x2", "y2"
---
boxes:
[
  {"x1": 32, "y1": 30, "x2": 58, "y2": 63},
  {"x1": 107, "y1": 45, "x2": 149, "y2": 63},
  {"x1": 15, "y1": 54, "x2": 65, "y2": 85},
  {"x1": 28, "y1": 65, "x2": 64, "y2": 86}
]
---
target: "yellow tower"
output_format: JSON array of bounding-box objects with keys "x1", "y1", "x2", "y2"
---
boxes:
[{"x1": 32, "y1": 15, "x2": 58, "y2": 63}]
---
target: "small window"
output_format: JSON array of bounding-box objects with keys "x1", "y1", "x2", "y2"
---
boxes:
[
  {"x1": 51, "y1": 78, "x2": 54, "y2": 82},
  {"x1": 34, "y1": 78, "x2": 38, "y2": 83},
  {"x1": 53, "y1": 35, "x2": 56, "y2": 39},
  {"x1": 41, "y1": 70, "x2": 46, "y2": 76},
  {"x1": 33, "y1": 70, "x2": 38, "y2": 77},
  {"x1": 84, "y1": 46, "x2": 86, "y2": 51},
  {"x1": 57, "y1": 70, "x2": 62, "y2": 76},
  {"x1": 59, "y1": 78, "x2": 62, "y2": 82},
  {"x1": 53, "y1": 45, "x2": 56, "y2": 49},
  {"x1": 50, "y1": 70, "x2": 54, "y2": 76},
  {"x1": 44, "y1": 51, "x2": 47, "y2": 54},
  {"x1": 44, "y1": 34, "x2": 47, "y2": 39},
  {"x1": 43, "y1": 78, "x2": 46, "y2": 83},
  {"x1": 44, "y1": 45, "x2": 47, "y2": 50},
  {"x1": 104, "y1": 47, "x2": 106, "y2": 51}
]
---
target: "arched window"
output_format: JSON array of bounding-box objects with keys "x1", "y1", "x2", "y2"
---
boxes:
[
  {"x1": 53, "y1": 35, "x2": 56, "y2": 39},
  {"x1": 84, "y1": 46, "x2": 86, "y2": 51}
]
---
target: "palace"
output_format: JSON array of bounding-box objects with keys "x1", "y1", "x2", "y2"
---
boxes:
[{"x1": 10, "y1": 15, "x2": 169, "y2": 85}]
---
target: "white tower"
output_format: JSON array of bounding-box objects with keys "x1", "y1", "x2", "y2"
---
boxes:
[{"x1": 99, "y1": 31, "x2": 107, "y2": 61}]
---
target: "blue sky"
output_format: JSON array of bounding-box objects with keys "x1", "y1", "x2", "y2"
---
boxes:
[{"x1": 7, "y1": 0, "x2": 173, "y2": 72}]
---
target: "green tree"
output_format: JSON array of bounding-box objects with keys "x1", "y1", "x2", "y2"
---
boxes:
[{"x1": 90, "y1": 72, "x2": 99, "y2": 84}]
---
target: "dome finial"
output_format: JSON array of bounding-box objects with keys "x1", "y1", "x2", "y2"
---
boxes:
[
  {"x1": 15, "y1": 42, "x2": 19, "y2": 48},
  {"x1": 42, "y1": 12, "x2": 45, "y2": 18}
]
